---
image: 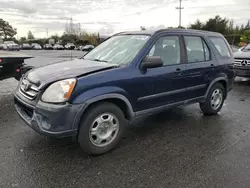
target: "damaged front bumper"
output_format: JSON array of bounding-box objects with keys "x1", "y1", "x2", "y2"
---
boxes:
[{"x1": 14, "y1": 93, "x2": 81, "y2": 137}]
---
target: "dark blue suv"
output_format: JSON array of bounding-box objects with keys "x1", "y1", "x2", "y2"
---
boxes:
[{"x1": 14, "y1": 29, "x2": 235, "y2": 155}]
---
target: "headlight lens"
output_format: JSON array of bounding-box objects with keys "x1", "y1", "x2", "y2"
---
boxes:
[{"x1": 41, "y1": 78, "x2": 76, "y2": 103}]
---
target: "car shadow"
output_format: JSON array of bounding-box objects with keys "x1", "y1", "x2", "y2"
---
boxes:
[{"x1": 18, "y1": 105, "x2": 225, "y2": 187}]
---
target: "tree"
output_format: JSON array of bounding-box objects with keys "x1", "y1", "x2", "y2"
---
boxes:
[
  {"x1": 189, "y1": 19, "x2": 203, "y2": 30},
  {"x1": 245, "y1": 20, "x2": 250, "y2": 30},
  {"x1": 203, "y1": 15, "x2": 229, "y2": 34},
  {"x1": 240, "y1": 30, "x2": 250, "y2": 43},
  {"x1": 27, "y1": 30, "x2": 35, "y2": 39},
  {"x1": 50, "y1": 34, "x2": 60, "y2": 43},
  {"x1": 20, "y1": 37, "x2": 27, "y2": 43},
  {"x1": 0, "y1": 18, "x2": 17, "y2": 39},
  {"x1": 140, "y1": 26, "x2": 146, "y2": 30}
]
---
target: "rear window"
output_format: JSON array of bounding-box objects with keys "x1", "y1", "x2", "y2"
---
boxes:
[{"x1": 209, "y1": 37, "x2": 231, "y2": 58}]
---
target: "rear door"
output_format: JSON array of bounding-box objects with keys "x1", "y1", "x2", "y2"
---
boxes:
[{"x1": 181, "y1": 35, "x2": 216, "y2": 99}]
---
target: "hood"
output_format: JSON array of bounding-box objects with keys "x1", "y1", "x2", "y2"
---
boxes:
[
  {"x1": 234, "y1": 51, "x2": 250, "y2": 59},
  {"x1": 27, "y1": 58, "x2": 118, "y2": 88}
]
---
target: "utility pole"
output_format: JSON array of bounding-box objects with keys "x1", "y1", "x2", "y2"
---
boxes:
[
  {"x1": 46, "y1": 28, "x2": 48, "y2": 38},
  {"x1": 176, "y1": 0, "x2": 184, "y2": 28}
]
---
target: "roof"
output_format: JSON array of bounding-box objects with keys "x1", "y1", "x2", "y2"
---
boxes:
[{"x1": 115, "y1": 28, "x2": 222, "y2": 37}]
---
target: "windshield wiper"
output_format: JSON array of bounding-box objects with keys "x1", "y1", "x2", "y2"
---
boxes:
[{"x1": 93, "y1": 58, "x2": 108, "y2": 62}]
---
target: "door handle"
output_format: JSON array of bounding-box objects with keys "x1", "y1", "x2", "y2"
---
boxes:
[
  {"x1": 210, "y1": 64, "x2": 215, "y2": 69},
  {"x1": 176, "y1": 68, "x2": 182, "y2": 75}
]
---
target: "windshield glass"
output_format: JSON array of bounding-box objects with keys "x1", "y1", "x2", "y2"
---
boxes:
[
  {"x1": 84, "y1": 35, "x2": 149, "y2": 65},
  {"x1": 243, "y1": 44, "x2": 250, "y2": 51}
]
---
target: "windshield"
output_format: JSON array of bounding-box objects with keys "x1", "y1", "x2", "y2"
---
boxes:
[
  {"x1": 243, "y1": 44, "x2": 250, "y2": 51},
  {"x1": 84, "y1": 35, "x2": 149, "y2": 65}
]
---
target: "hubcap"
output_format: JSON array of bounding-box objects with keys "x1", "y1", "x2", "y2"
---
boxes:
[
  {"x1": 89, "y1": 113, "x2": 119, "y2": 147},
  {"x1": 211, "y1": 89, "x2": 223, "y2": 110}
]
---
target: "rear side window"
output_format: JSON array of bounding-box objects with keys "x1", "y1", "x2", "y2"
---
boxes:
[
  {"x1": 209, "y1": 37, "x2": 231, "y2": 58},
  {"x1": 184, "y1": 36, "x2": 211, "y2": 63}
]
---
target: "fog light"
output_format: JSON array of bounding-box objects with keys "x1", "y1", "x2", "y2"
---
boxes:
[{"x1": 41, "y1": 117, "x2": 51, "y2": 129}]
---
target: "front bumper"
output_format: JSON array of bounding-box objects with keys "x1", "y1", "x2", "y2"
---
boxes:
[
  {"x1": 234, "y1": 67, "x2": 250, "y2": 77},
  {"x1": 14, "y1": 93, "x2": 82, "y2": 137}
]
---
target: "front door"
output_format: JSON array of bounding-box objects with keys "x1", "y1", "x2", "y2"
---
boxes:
[{"x1": 136, "y1": 35, "x2": 189, "y2": 111}]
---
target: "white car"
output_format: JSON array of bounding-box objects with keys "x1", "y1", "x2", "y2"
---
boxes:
[
  {"x1": 53, "y1": 44, "x2": 64, "y2": 50},
  {"x1": 82, "y1": 45, "x2": 94, "y2": 51},
  {"x1": 65, "y1": 43, "x2": 75, "y2": 50},
  {"x1": 32, "y1": 43, "x2": 42, "y2": 50},
  {"x1": 3, "y1": 41, "x2": 20, "y2": 51}
]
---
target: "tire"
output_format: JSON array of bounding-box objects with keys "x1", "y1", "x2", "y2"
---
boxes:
[
  {"x1": 78, "y1": 102, "x2": 126, "y2": 155},
  {"x1": 200, "y1": 83, "x2": 225, "y2": 115}
]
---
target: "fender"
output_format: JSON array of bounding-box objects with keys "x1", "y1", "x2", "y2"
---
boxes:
[
  {"x1": 72, "y1": 92, "x2": 135, "y2": 130},
  {"x1": 204, "y1": 77, "x2": 228, "y2": 99}
]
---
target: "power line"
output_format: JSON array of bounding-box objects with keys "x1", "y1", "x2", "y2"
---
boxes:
[
  {"x1": 187, "y1": 2, "x2": 250, "y2": 9},
  {"x1": 176, "y1": 0, "x2": 184, "y2": 27},
  {"x1": 190, "y1": 7, "x2": 250, "y2": 16}
]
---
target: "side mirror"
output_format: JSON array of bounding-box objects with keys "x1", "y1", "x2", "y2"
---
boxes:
[{"x1": 140, "y1": 56, "x2": 163, "y2": 70}]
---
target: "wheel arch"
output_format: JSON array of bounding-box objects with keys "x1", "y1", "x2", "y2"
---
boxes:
[
  {"x1": 205, "y1": 77, "x2": 228, "y2": 99},
  {"x1": 72, "y1": 94, "x2": 135, "y2": 130}
]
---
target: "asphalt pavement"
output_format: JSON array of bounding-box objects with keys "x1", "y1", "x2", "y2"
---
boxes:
[{"x1": 1, "y1": 50, "x2": 250, "y2": 188}]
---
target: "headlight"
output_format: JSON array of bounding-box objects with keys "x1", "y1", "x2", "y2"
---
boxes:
[{"x1": 41, "y1": 78, "x2": 76, "y2": 103}]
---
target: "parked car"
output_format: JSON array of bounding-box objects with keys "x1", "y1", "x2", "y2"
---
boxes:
[
  {"x1": 21, "y1": 43, "x2": 32, "y2": 50},
  {"x1": 43, "y1": 44, "x2": 53, "y2": 50},
  {"x1": 76, "y1": 46, "x2": 84, "y2": 51},
  {"x1": 53, "y1": 44, "x2": 64, "y2": 50},
  {"x1": 82, "y1": 45, "x2": 94, "y2": 52},
  {"x1": 3, "y1": 41, "x2": 20, "y2": 51},
  {"x1": 233, "y1": 43, "x2": 250, "y2": 77},
  {"x1": 14, "y1": 29, "x2": 234, "y2": 155},
  {"x1": 0, "y1": 51, "x2": 33, "y2": 81},
  {"x1": 239, "y1": 46, "x2": 246, "y2": 51},
  {"x1": 65, "y1": 43, "x2": 75, "y2": 50},
  {"x1": 31, "y1": 43, "x2": 42, "y2": 50},
  {"x1": 230, "y1": 45, "x2": 240, "y2": 52}
]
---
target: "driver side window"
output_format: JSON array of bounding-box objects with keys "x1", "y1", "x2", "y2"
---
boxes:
[{"x1": 148, "y1": 36, "x2": 181, "y2": 66}]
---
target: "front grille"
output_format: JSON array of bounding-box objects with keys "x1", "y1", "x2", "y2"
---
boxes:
[
  {"x1": 234, "y1": 59, "x2": 250, "y2": 67},
  {"x1": 19, "y1": 78, "x2": 39, "y2": 100},
  {"x1": 15, "y1": 98, "x2": 34, "y2": 118}
]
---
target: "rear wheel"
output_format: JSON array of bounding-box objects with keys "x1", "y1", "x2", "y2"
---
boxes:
[
  {"x1": 78, "y1": 102, "x2": 126, "y2": 155},
  {"x1": 200, "y1": 83, "x2": 225, "y2": 115}
]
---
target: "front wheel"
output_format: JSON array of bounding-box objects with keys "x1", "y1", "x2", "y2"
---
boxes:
[
  {"x1": 200, "y1": 83, "x2": 225, "y2": 115},
  {"x1": 78, "y1": 102, "x2": 126, "y2": 155}
]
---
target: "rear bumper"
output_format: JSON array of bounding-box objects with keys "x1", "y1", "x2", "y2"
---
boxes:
[{"x1": 14, "y1": 94, "x2": 82, "y2": 137}]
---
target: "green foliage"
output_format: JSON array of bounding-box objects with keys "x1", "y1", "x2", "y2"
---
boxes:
[
  {"x1": 60, "y1": 33, "x2": 78, "y2": 44},
  {"x1": 50, "y1": 34, "x2": 60, "y2": 43},
  {"x1": 140, "y1": 26, "x2": 146, "y2": 30},
  {"x1": 19, "y1": 37, "x2": 27, "y2": 43},
  {"x1": 240, "y1": 30, "x2": 250, "y2": 42},
  {"x1": 188, "y1": 15, "x2": 250, "y2": 45},
  {"x1": 0, "y1": 18, "x2": 17, "y2": 39},
  {"x1": 27, "y1": 30, "x2": 35, "y2": 39}
]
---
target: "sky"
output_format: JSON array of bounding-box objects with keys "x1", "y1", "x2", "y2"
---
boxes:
[{"x1": 0, "y1": 0, "x2": 249, "y2": 38}]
